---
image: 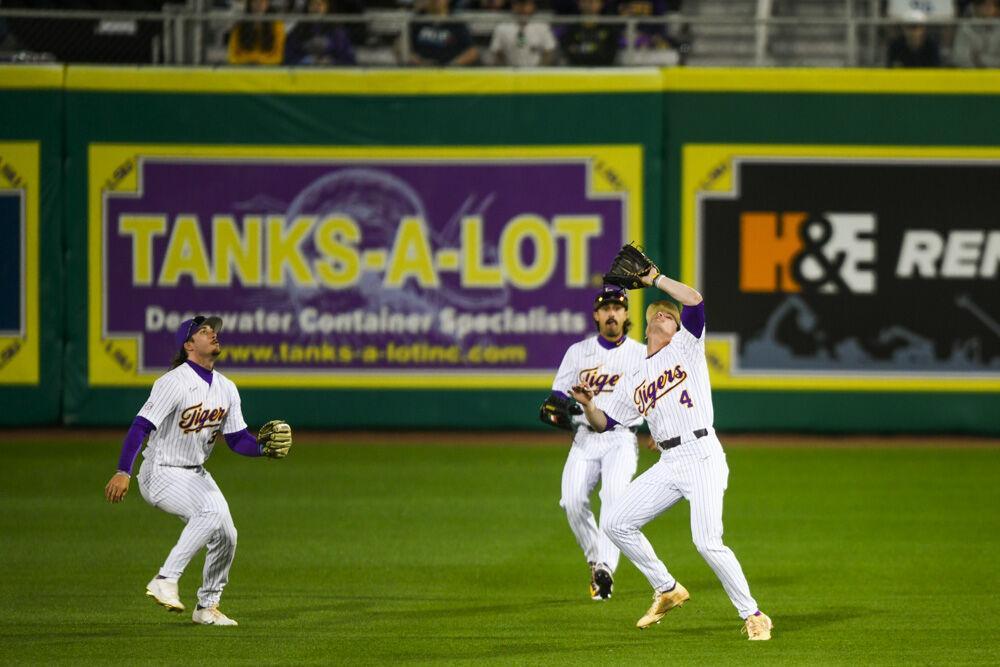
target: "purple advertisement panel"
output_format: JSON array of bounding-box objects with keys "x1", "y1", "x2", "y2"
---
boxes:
[{"x1": 92, "y1": 146, "x2": 642, "y2": 387}]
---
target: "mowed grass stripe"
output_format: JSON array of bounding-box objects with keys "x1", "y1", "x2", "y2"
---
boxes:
[{"x1": 0, "y1": 440, "x2": 997, "y2": 664}]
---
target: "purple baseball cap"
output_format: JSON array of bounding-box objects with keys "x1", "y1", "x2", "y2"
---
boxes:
[
  {"x1": 593, "y1": 285, "x2": 628, "y2": 310},
  {"x1": 175, "y1": 315, "x2": 223, "y2": 348}
]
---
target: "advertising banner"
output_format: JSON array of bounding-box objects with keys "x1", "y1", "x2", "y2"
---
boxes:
[
  {"x1": 0, "y1": 142, "x2": 39, "y2": 385},
  {"x1": 683, "y1": 145, "x2": 1000, "y2": 392},
  {"x1": 89, "y1": 145, "x2": 643, "y2": 388}
]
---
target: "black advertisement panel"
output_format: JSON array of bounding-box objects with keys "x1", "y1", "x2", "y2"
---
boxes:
[{"x1": 685, "y1": 147, "x2": 999, "y2": 392}]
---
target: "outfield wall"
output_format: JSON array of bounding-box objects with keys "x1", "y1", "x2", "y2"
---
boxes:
[
  {"x1": 0, "y1": 67, "x2": 63, "y2": 426},
  {"x1": 1, "y1": 66, "x2": 998, "y2": 433}
]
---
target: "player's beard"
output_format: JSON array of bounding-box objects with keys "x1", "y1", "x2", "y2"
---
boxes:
[{"x1": 601, "y1": 318, "x2": 622, "y2": 339}]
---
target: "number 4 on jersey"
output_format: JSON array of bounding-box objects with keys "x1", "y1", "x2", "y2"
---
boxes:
[{"x1": 679, "y1": 390, "x2": 693, "y2": 408}]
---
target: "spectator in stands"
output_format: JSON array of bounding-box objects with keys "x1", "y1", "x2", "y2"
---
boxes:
[
  {"x1": 291, "y1": 0, "x2": 366, "y2": 44},
  {"x1": 402, "y1": 0, "x2": 480, "y2": 66},
  {"x1": 553, "y1": 0, "x2": 603, "y2": 14},
  {"x1": 455, "y1": 0, "x2": 510, "y2": 8},
  {"x1": 560, "y1": 0, "x2": 621, "y2": 66},
  {"x1": 284, "y1": 0, "x2": 356, "y2": 65},
  {"x1": 616, "y1": 0, "x2": 679, "y2": 65},
  {"x1": 228, "y1": 0, "x2": 286, "y2": 64},
  {"x1": 489, "y1": 0, "x2": 557, "y2": 66},
  {"x1": 886, "y1": 10, "x2": 941, "y2": 67},
  {"x1": 618, "y1": 0, "x2": 666, "y2": 44},
  {"x1": 952, "y1": 0, "x2": 1000, "y2": 67}
]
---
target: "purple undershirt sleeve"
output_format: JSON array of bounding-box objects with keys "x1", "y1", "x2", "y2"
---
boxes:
[
  {"x1": 602, "y1": 412, "x2": 619, "y2": 433},
  {"x1": 681, "y1": 300, "x2": 705, "y2": 338},
  {"x1": 552, "y1": 390, "x2": 568, "y2": 399},
  {"x1": 225, "y1": 428, "x2": 262, "y2": 457},
  {"x1": 117, "y1": 416, "x2": 155, "y2": 474}
]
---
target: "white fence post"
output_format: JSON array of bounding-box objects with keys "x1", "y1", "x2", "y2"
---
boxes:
[{"x1": 755, "y1": 0, "x2": 773, "y2": 67}]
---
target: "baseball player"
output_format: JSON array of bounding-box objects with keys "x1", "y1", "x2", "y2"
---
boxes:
[
  {"x1": 545, "y1": 286, "x2": 646, "y2": 600},
  {"x1": 570, "y1": 265, "x2": 773, "y2": 640},
  {"x1": 104, "y1": 315, "x2": 292, "y2": 627}
]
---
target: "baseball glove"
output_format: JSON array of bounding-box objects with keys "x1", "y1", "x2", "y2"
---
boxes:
[
  {"x1": 603, "y1": 242, "x2": 657, "y2": 290},
  {"x1": 258, "y1": 419, "x2": 292, "y2": 458},
  {"x1": 539, "y1": 394, "x2": 583, "y2": 431}
]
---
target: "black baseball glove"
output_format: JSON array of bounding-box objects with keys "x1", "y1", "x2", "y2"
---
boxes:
[
  {"x1": 539, "y1": 393, "x2": 583, "y2": 431},
  {"x1": 603, "y1": 242, "x2": 657, "y2": 290}
]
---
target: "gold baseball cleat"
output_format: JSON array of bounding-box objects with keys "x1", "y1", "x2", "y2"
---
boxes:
[
  {"x1": 742, "y1": 612, "x2": 773, "y2": 640},
  {"x1": 636, "y1": 582, "x2": 689, "y2": 629}
]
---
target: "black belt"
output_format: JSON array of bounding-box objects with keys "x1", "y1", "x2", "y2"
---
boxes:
[{"x1": 658, "y1": 428, "x2": 709, "y2": 451}]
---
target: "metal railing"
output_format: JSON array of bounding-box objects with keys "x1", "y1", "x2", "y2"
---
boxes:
[{"x1": 0, "y1": 5, "x2": 996, "y2": 68}]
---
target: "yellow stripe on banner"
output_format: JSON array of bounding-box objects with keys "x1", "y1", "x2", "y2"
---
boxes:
[
  {"x1": 662, "y1": 67, "x2": 1000, "y2": 95},
  {"x1": 65, "y1": 66, "x2": 664, "y2": 95},
  {"x1": 0, "y1": 65, "x2": 65, "y2": 89}
]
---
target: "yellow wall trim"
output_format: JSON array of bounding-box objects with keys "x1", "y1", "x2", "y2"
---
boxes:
[
  {"x1": 0, "y1": 65, "x2": 64, "y2": 89},
  {"x1": 60, "y1": 65, "x2": 1000, "y2": 96},
  {"x1": 663, "y1": 67, "x2": 1000, "y2": 94},
  {"x1": 65, "y1": 66, "x2": 665, "y2": 95}
]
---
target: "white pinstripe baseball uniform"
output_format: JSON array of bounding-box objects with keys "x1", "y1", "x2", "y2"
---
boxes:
[
  {"x1": 553, "y1": 334, "x2": 646, "y2": 573},
  {"x1": 136, "y1": 362, "x2": 247, "y2": 609},
  {"x1": 600, "y1": 302, "x2": 760, "y2": 619}
]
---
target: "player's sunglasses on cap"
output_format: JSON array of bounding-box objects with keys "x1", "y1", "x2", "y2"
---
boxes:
[
  {"x1": 594, "y1": 286, "x2": 628, "y2": 310},
  {"x1": 176, "y1": 315, "x2": 224, "y2": 348}
]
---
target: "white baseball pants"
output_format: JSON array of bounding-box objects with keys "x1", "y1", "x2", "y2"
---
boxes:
[
  {"x1": 602, "y1": 434, "x2": 758, "y2": 618},
  {"x1": 559, "y1": 427, "x2": 638, "y2": 571},
  {"x1": 138, "y1": 461, "x2": 237, "y2": 608}
]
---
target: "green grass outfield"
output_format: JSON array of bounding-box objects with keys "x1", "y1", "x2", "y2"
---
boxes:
[{"x1": 1, "y1": 434, "x2": 998, "y2": 665}]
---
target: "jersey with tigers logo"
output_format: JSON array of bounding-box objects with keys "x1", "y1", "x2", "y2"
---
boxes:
[
  {"x1": 552, "y1": 334, "x2": 646, "y2": 428},
  {"x1": 138, "y1": 363, "x2": 247, "y2": 467},
  {"x1": 603, "y1": 320, "x2": 713, "y2": 443},
  {"x1": 552, "y1": 331, "x2": 646, "y2": 589}
]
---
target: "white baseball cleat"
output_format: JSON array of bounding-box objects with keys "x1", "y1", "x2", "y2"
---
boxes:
[
  {"x1": 192, "y1": 605, "x2": 238, "y2": 626},
  {"x1": 145, "y1": 578, "x2": 184, "y2": 612}
]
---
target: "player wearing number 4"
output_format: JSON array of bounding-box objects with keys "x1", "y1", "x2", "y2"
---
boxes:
[
  {"x1": 571, "y1": 261, "x2": 773, "y2": 641},
  {"x1": 104, "y1": 315, "x2": 292, "y2": 627},
  {"x1": 540, "y1": 287, "x2": 646, "y2": 601}
]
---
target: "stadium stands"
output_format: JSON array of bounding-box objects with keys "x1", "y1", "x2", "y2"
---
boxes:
[{"x1": 0, "y1": 1, "x2": 995, "y2": 68}]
